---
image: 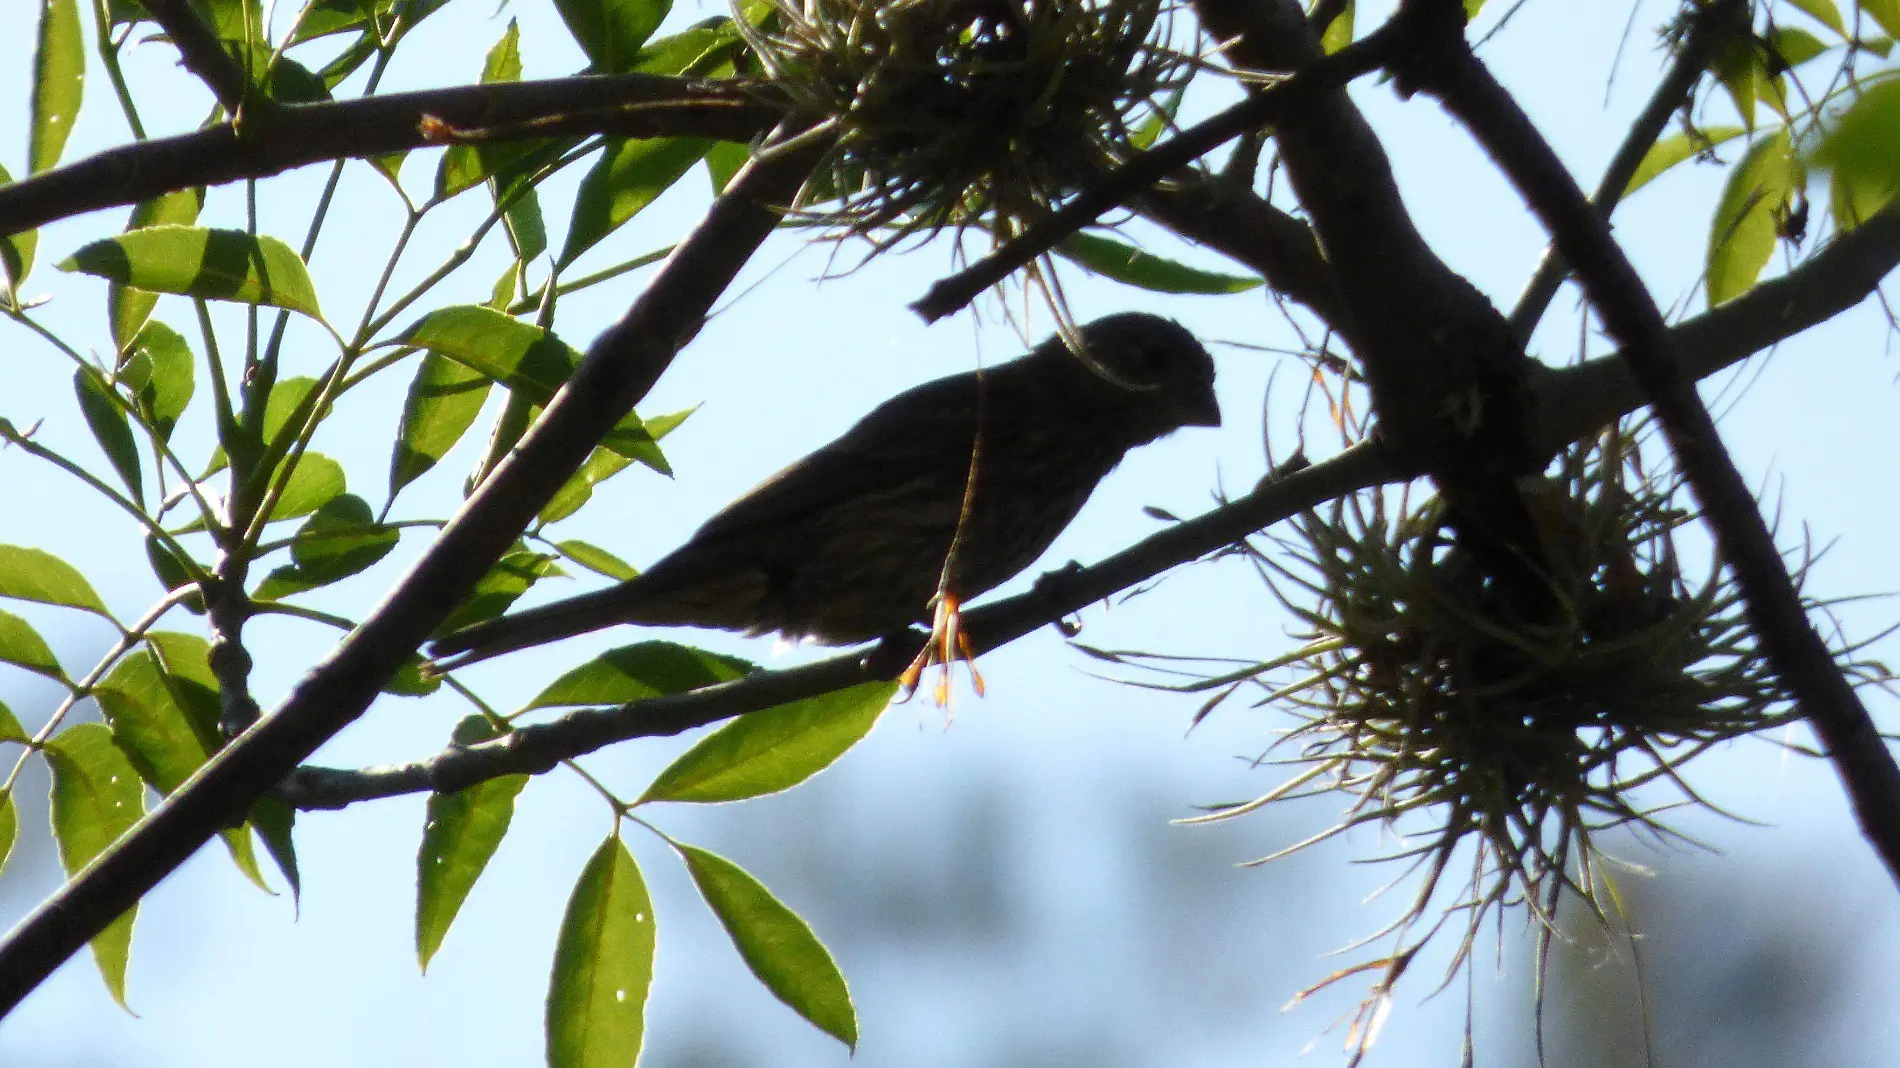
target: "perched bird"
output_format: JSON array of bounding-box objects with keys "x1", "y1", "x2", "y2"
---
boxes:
[{"x1": 429, "y1": 312, "x2": 1219, "y2": 669}]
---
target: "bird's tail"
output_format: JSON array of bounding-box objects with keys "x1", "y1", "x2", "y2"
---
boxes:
[{"x1": 427, "y1": 585, "x2": 638, "y2": 670}]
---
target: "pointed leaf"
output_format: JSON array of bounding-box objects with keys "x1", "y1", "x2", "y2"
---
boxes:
[
  {"x1": 1708, "y1": 129, "x2": 1797, "y2": 305},
  {"x1": 0, "y1": 791, "x2": 16, "y2": 878},
  {"x1": 1623, "y1": 125, "x2": 1746, "y2": 198},
  {"x1": 677, "y1": 843, "x2": 855, "y2": 1048},
  {"x1": 0, "y1": 544, "x2": 111, "y2": 617},
  {"x1": 394, "y1": 304, "x2": 581, "y2": 406},
  {"x1": 45, "y1": 724, "x2": 143, "y2": 1008},
  {"x1": 1056, "y1": 231, "x2": 1264, "y2": 294},
  {"x1": 557, "y1": 0, "x2": 671, "y2": 71},
  {"x1": 120, "y1": 320, "x2": 195, "y2": 441},
  {"x1": 503, "y1": 183, "x2": 548, "y2": 264},
  {"x1": 256, "y1": 494, "x2": 399, "y2": 599},
  {"x1": 560, "y1": 137, "x2": 711, "y2": 268},
  {"x1": 74, "y1": 367, "x2": 143, "y2": 505},
  {"x1": 436, "y1": 548, "x2": 563, "y2": 634},
  {"x1": 547, "y1": 837, "x2": 654, "y2": 1068},
  {"x1": 417, "y1": 715, "x2": 529, "y2": 970},
  {"x1": 1319, "y1": 0, "x2": 1354, "y2": 52},
  {"x1": 0, "y1": 701, "x2": 27, "y2": 744},
  {"x1": 639, "y1": 681, "x2": 895, "y2": 804},
  {"x1": 0, "y1": 608, "x2": 66, "y2": 682},
  {"x1": 1864, "y1": 0, "x2": 1900, "y2": 37},
  {"x1": 552, "y1": 540, "x2": 638, "y2": 581},
  {"x1": 1812, "y1": 78, "x2": 1900, "y2": 228},
  {"x1": 527, "y1": 642, "x2": 753, "y2": 711},
  {"x1": 111, "y1": 189, "x2": 204, "y2": 351},
  {"x1": 31, "y1": 0, "x2": 85, "y2": 175},
  {"x1": 270, "y1": 452, "x2": 347, "y2": 521},
  {"x1": 0, "y1": 163, "x2": 37, "y2": 293},
  {"x1": 250, "y1": 795, "x2": 299, "y2": 899},
  {"x1": 391, "y1": 352, "x2": 493, "y2": 496},
  {"x1": 1787, "y1": 0, "x2": 1845, "y2": 35},
  {"x1": 60, "y1": 227, "x2": 324, "y2": 320}
]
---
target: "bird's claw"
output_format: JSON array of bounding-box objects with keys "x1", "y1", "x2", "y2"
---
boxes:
[{"x1": 897, "y1": 591, "x2": 986, "y2": 708}]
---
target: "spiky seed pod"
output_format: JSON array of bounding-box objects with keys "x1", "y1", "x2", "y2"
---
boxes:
[{"x1": 736, "y1": 0, "x2": 1190, "y2": 250}]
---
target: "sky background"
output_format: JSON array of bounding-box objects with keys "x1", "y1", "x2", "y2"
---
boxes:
[{"x1": 0, "y1": 0, "x2": 1897, "y2": 1065}]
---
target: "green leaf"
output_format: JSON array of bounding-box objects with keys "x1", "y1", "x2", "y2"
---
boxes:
[
  {"x1": 1812, "y1": 78, "x2": 1900, "y2": 228},
  {"x1": 385, "y1": 655, "x2": 443, "y2": 697},
  {"x1": 395, "y1": 304, "x2": 581, "y2": 407},
  {"x1": 31, "y1": 0, "x2": 85, "y2": 175},
  {"x1": 704, "y1": 140, "x2": 749, "y2": 195},
  {"x1": 0, "y1": 701, "x2": 27, "y2": 744},
  {"x1": 256, "y1": 494, "x2": 399, "y2": 598},
  {"x1": 1714, "y1": 36, "x2": 1764, "y2": 128},
  {"x1": 527, "y1": 642, "x2": 753, "y2": 711},
  {"x1": 417, "y1": 716, "x2": 528, "y2": 971},
  {"x1": 547, "y1": 837, "x2": 655, "y2": 1068},
  {"x1": 601, "y1": 406, "x2": 688, "y2": 476},
  {"x1": 1056, "y1": 231, "x2": 1264, "y2": 294},
  {"x1": 45, "y1": 723, "x2": 143, "y2": 1008},
  {"x1": 250, "y1": 795, "x2": 299, "y2": 899},
  {"x1": 60, "y1": 227, "x2": 324, "y2": 321},
  {"x1": 557, "y1": 0, "x2": 672, "y2": 71},
  {"x1": 391, "y1": 352, "x2": 493, "y2": 496},
  {"x1": 74, "y1": 367, "x2": 143, "y2": 505},
  {"x1": 632, "y1": 19, "x2": 741, "y2": 75},
  {"x1": 639, "y1": 681, "x2": 894, "y2": 804},
  {"x1": 144, "y1": 630, "x2": 223, "y2": 752},
  {"x1": 1766, "y1": 26, "x2": 1831, "y2": 68},
  {"x1": 270, "y1": 452, "x2": 347, "y2": 521},
  {"x1": 503, "y1": 183, "x2": 548, "y2": 264},
  {"x1": 111, "y1": 189, "x2": 204, "y2": 351},
  {"x1": 539, "y1": 446, "x2": 633, "y2": 525},
  {"x1": 436, "y1": 548, "x2": 562, "y2": 634},
  {"x1": 0, "y1": 163, "x2": 37, "y2": 294},
  {"x1": 560, "y1": 137, "x2": 711, "y2": 268},
  {"x1": 1319, "y1": 0, "x2": 1354, "y2": 53},
  {"x1": 1623, "y1": 125, "x2": 1747, "y2": 198},
  {"x1": 145, "y1": 535, "x2": 206, "y2": 610},
  {"x1": 120, "y1": 320, "x2": 196, "y2": 441},
  {"x1": 1787, "y1": 0, "x2": 1846, "y2": 35},
  {"x1": 677, "y1": 843, "x2": 855, "y2": 1048},
  {"x1": 0, "y1": 544, "x2": 111, "y2": 617},
  {"x1": 1708, "y1": 129, "x2": 1798, "y2": 305},
  {"x1": 0, "y1": 791, "x2": 16, "y2": 878},
  {"x1": 0, "y1": 608, "x2": 65, "y2": 682},
  {"x1": 436, "y1": 21, "x2": 550, "y2": 202},
  {"x1": 1864, "y1": 0, "x2": 1900, "y2": 37},
  {"x1": 553, "y1": 540, "x2": 638, "y2": 581}
]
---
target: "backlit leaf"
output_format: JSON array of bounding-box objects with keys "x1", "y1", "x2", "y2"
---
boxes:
[
  {"x1": 639, "y1": 682, "x2": 894, "y2": 804},
  {"x1": 527, "y1": 642, "x2": 753, "y2": 711},
  {"x1": 0, "y1": 544, "x2": 111, "y2": 618},
  {"x1": 60, "y1": 227, "x2": 323, "y2": 321},
  {"x1": 45, "y1": 724, "x2": 143, "y2": 1008},
  {"x1": 417, "y1": 716, "x2": 528, "y2": 970},
  {"x1": 547, "y1": 838, "x2": 654, "y2": 1068}
]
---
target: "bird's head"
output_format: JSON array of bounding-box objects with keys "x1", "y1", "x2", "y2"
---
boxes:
[{"x1": 1069, "y1": 312, "x2": 1221, "y2": 434}]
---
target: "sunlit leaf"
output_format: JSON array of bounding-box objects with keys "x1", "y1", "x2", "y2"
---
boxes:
[
  {"x1": 417, "y1": 716, "x2": 528, "y2": 970},
  {"x1": 639, "y1": 682, "x2": 895, "y2": 804},
  {"x1": 547, "y1": 837, "x2": 654, "y2": 1068},
  {"x1": 1708, "y1": 129, "x2": 1797, "y2": 305},
  {"x1": 1863, "y1": 0, "x2": 1900, "y2": 37},
  {"x1": 436, "y1": 547, "x2": 563, "y2": 634},
  {"x1": 1320, "y1": 0, "x2": 1354, "y2": 52},
  {"x1": 0, "y1": 608, "x2": 66, "y2": 682},
  {"x1": 1812, "y1": 78, "x2": 1900, "y2": 228},
  {"x1": 250, "y1": 795, "x2": 299, "y2": 899},
  {"x1": 119, "y1": 320, "x2": 196, "y2": 441},
  {"x1": 527, "y1": 642, "x2": 753, "y2": 711},
  {"x1": 73, "y1": 366, "x2": 143, "y2": 505},
  {"x1": 677, "y1": 843, "x2": 856, "y2": 1047},
  {"x1": 0, "y1": 791, "x2": 16, "y2": 878},
  {"x1": 256, "y1": 494, "x2": 399, "y2": 598},
  {"x1": 1623, "y1": 126, "x2": 1746, "y2": 198},
  {"x1": 0, "y1": 702, "x2": 27, "y2": 744},
  {"x1": 31, "y1": 0, "x2": 85, "y2": 175},
  {"x1": 557, "y1": 0, "x2": 671, "y2": 71},
  {"x1": 1056, "y1": 232, "x2": 1265, "y2": 294},
  {"x1": 553, "y1": 540, "x2": 638, "y2": 581},
  {"x1": 560, "y1": 137, "x2": 711, "y2": 268},
  {"x1": 0, "y1": 544, "x2": 112, "y2": 618},
  {"x1": 1786, "y1": 0, "x2": 1845, "y2": 36},
  {"x1": 390, "y1": 352, "x2": 493, "y2": 497},
  {"x1": 0, "y1": 163, "x2": 37, "y2": 293},
  {"x1": 270, "y1": 452, "x2": 347, "y2": 522},
  {"x1": 111, "y1": 189, "x2": 204, "y2": 351},
  {"x1": 395, "y1": 305, "x2": 581, "y2": 407},
  {"x1": 45, "y1": 724, "x2": 143, "y2": 1008},
  {"x1": 60, "y1": 227, "x2": 324, "y2": 321}
]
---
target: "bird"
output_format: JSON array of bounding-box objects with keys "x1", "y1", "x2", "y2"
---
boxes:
[{"x1": 428, "y1": 312, "x2": 1219, "y2": 671}]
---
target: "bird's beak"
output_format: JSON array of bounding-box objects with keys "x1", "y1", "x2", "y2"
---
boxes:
[{"x1": 1184, "y1": 386, "x2": 1221, "y2": 428}]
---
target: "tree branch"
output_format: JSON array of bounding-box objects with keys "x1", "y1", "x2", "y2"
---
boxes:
[
  {"x1": 140, "y1": 0, "x2": 253, "y2": 111},
  {"x1": 0, "y1": 125, "x2": 825, "y2": 1018},
  {"x1": 276, "y1": 197, "x2": 1900, "y2": 812},
  {"x1": 1399, "y1": 0, "x2": 1900, "y2": 886},
  {"x1": 1133, "y1": 180, "x2": 1345, "y2": 327},
  {"x1": 1507, "y1": 0, "x2": 1746, "y2": 340},
  {"x1": 907, "y1": 20, "x2": 1410, "y2": 324},
  {"x1": 0, "y1": 76, "x2": 780, "y2": 239}
]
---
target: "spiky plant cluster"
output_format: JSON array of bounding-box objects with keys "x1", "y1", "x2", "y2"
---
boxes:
[
  {"x1": 1109, "y1": 424, "x2": 1891, "y2": 1050},
  {"x1": 737, "y1": 0, "x2": 1190, "y2": 250}
]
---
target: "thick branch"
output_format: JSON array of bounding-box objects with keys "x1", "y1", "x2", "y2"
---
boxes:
[
  {"x1": 0, "y1": 127, "x2": 824, "y2": 1017},
  {"x1": 0, "y1": 76, "x2": 780, "y2": 239},
  {"x1": 141, "y1": 0, "x2": 252, "y2": 110},
  {"x1": 1133, "y1": 180, "x2": 1346, "y2": 328},
  {"x1": 1403, "y1": 0, "x2": 1900, "y2": 885},
  {"x1": 281, "y1": 198, "x2": 1900, "y2": 811},
  {"x1": 1507, "y1": 0, "x2": 1746, "y2": 340}
]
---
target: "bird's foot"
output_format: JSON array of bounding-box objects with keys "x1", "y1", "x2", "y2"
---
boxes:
[{"x1": 897, "y1": 591, "x2": 986, "y2": 708}]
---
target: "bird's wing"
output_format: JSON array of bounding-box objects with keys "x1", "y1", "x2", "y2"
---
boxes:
[{"x1": 688, "y1": 372, "x2": 984, "y2": 543}]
